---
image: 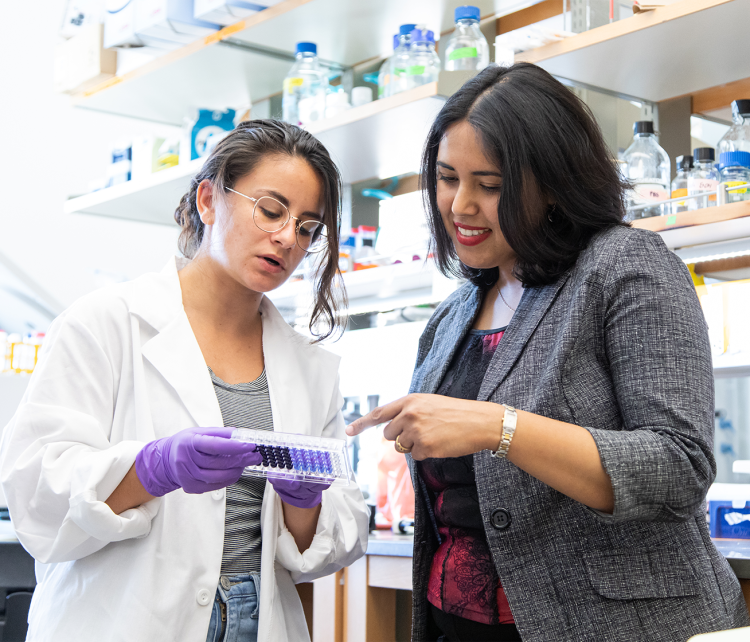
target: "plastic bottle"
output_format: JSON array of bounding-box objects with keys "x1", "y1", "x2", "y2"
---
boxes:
[
  {"x1": 688, "y1": 148, "x2": 720, "y2": 210},
  {"x1": 670, "y1": 155, "x2": 693, "y2": 214},
  {"x1": 717, "y1": 100, "x2": 750, "y2": 155},
  {"x1": 282, "y1": 42, "x2": 329, "y2": 127},
  {"x1": 378, "y1": 35, "x2": 398, "y2": 99},
  {"x1": 407, "y1": 28, "x2": 441, "y2": 90},
  {"x1": 390, "y1": 24, "x2": 416, "y2": 97},
  {"x1": 622, "y1": 121, "x2": 670, "y2": 219},
  {"x1": 444, "y1": 6, "x2": 489, "y2": 72},
  {"x1": 325, "y1": 88, "x2": 351, "y2": 119},
  {"x1": 719, "y1": 151, "x2": 750, "y2": 204}
]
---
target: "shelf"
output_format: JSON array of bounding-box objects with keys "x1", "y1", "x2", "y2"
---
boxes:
[
  {"x1": 307, "y1": 71, "x2": 475, "y2": 183},
  {"x1": 64, "y1": 72, "x2": 473, "y2": 223},
  {"x1": 72, "y1": 0, "x2": 517, "y2": 125},
  {"x1": 633, "y1": 202, "x2": 750, "y2": 234},
  {"x1": 63, "y1": 158, "x2": 204, "y2": 225},
  {"x1": 266, "y1": 259, "x2": 456, "y2": 318},
  {"x1": 632, "y1": 202, "x2": 750, "y2": 250},
  {"x1": 518, "y1": 0, "x2": 750, "y2": 104}
]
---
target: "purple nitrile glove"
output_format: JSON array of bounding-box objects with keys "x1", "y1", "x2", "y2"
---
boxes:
[
  {"x1": 268, "y1": 477, "x2": 333, "y2": 509},
  {"x1": 135, "y1": 427, "x2": 262, "y2": 497}
]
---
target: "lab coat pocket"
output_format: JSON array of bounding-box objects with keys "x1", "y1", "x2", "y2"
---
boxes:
[{"x1": 584, "y1": 546, "x2": 700, "y2": 599}]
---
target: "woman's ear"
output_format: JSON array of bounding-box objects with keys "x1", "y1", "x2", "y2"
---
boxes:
[{"x1": 196, "y1": 179, "x2": 216, "y2": 225}]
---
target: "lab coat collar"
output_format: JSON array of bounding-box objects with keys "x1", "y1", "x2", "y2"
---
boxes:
[{"x1": 129, "y1": 257, "x2": 339, "y2": 432}]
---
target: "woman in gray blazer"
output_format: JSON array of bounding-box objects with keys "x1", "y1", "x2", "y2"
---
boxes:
[{"x1": 347, "y1": 63, "x2": 750, "y2": 641}]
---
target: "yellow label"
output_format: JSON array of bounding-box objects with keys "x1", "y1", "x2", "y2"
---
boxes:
[
  {"x1": 672, "y1": 187, "x2": 688, "y2": 207},
  {"x1": 283, "y1": 77, "x2": 304, "y2": 94},
  {"x1": 726, "y1": 181, "x2": 748, "y2": 195}
]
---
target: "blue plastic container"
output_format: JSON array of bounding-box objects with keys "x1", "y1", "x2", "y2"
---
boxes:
[{"x1": 709, "y1": 500, "x2": 750, "y2": 539}]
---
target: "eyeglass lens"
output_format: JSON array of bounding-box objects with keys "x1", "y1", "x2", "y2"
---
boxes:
[{"x1": 253, "y1": 196, "x2": 327, "y2": 253}]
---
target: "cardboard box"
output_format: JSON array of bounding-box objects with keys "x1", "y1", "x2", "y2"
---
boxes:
[
  {"x1": 54, "y1": 24, "x2": 118, "y2": 94},
  {"x1": 135, "y1": 0, "x2": 220, "y2": 47},
  {"x1": 104, "y1": 0, "x2": 142, "y2": 49}
]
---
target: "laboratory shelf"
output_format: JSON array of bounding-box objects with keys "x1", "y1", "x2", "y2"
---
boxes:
[
  {"x1": 518, "y1": 0, "x2": 750, "y2": 105},
  {"x1": 63, "y1": 158, "x2": 205, "y2": 225},
  {"x1": 632, "y1": 202, "x2": 750, "y2": 250},
  {"x1": 307, "y1": 71, "x2": 476, "y2": 184},
  {"x1": 71, "y1": 0, "x2": 516, "y2": 125},
  {"x1": 266, "y1": 258, "x2": 456, "y2": 319},
  {"x1": 64, "y1": 72, "x2": 473, "y2": 223}
]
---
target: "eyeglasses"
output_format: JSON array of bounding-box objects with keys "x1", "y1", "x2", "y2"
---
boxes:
[{"x1": 225, "y1": 187, "x2": 328, "y2": 254}]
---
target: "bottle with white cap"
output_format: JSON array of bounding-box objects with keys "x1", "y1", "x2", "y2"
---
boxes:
[
  {"x1": 390, "y1": 24, "x2": 417, "y2": 97},
  {"x1": 688, "y1": 148, "x2": 720, "y2": 210},
  {"x1": 717, "y1": 100, "x2": 750, "y2": 155},
  {"x1": 282, "y1": 42, "x2": 329, "y2": 127},
  {"x1": 407, "y1": 27, "x2": 441, "y2": 89},
  {"x1": 444, "y1": 6, "x2": 489, "y2": 71},
  {"x1": 622, "y1": 120, "x2": 670, "y2": 219}
]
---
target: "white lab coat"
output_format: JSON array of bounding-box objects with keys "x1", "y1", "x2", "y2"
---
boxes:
[{"x1": 0, "y1": 257, "x2": 369, "y2": 642}]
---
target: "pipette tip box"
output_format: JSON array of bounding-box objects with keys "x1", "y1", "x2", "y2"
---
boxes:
[{"x1": 232, "y1": 428, "x2": 354, "y2": 486}]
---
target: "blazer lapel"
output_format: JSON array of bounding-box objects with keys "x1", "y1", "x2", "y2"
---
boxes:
[
  {"x1": 411, "y1": 285, "x2": 483, "y2": 395},
  {"x1": 477, "y1": 272, "x2": 571, "y2": 402}
]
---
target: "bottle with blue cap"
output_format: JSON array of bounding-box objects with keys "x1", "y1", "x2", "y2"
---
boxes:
[
  {"x1": 719, "y1": 151, "x2": 750, "y2": 204},
  {"x1": 282, "y1": 42, "x2": 329, "y2": 127},
  {"x1": 444, "y1": 6, "x2": 489, "y2": 71},
  {"x1": 389, "y1": 24, "x2": 417, "y2": 97},
  {"x1": 407, "y1": 27, "x2": 441, "y2": 89}
]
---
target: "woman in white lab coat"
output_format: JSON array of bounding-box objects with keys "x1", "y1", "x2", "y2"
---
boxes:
[{"x1": 0, "y1": 119, "x2": 369, "y2": 642}]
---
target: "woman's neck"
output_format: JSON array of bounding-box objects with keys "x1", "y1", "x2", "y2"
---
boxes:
[{"x1": 178, "y1": 254, "x2": 264, "y2": 339}]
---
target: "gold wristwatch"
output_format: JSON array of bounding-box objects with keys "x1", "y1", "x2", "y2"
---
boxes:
[{"x1": 491, "y1": 404, "x2": 518, "y2": 459}]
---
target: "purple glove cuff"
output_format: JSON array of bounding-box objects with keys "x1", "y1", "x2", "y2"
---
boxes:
[{"x1": 135, "y1": 441, "x2": 179, "y2": 498}]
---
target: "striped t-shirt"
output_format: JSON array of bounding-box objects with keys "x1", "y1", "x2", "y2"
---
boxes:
[{"x1": 209, "y1": 367, "x2": 274, "y2": 576}]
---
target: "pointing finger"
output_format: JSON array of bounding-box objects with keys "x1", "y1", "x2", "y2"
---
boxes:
[{"x1": 346, "y1": 397, "x2": 407, "y2": 436}]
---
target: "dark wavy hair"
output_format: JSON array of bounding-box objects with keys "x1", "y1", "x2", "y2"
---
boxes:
[
  {"x1": 421, "y1": 63, "x2": 628, "y2": 289},
  {"x1": 175, "y1": 119, "x2": 345, "y2": 341}
]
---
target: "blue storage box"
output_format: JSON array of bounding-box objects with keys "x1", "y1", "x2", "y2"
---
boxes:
[{"x1": 709, "y1": 500, "x2": 750, "y2": 539}]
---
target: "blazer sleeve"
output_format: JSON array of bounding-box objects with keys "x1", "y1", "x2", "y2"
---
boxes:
[
  {"x1": 584, "y1": 230, "x2": 716, "y2": 524},
  {"x1": 0, "y1": 301, "x2": 159, "y2": 564},
  {"x1": 274, "y1": 375, "x2": 369, "y2": 582}
]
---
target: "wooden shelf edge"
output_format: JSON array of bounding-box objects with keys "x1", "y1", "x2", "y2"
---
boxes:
[
  {"x1": 70, "y1": 0, "x2": 312, "y2": 105},
  {"x1": 517, "y1": 0, "x2": 732, "y2": 66},
  {"x1": 631, "y1": 201, "x2": 750, "y2": 233}
]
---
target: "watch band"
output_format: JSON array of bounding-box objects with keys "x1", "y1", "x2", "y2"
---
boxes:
[{"x1": 491, "y1": 405, "x2": 518, "y2": 459}]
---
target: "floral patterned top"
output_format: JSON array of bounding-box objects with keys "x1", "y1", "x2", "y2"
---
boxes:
[{"x1": 418, "y1": 327, "x2": 514, "y2": 626}]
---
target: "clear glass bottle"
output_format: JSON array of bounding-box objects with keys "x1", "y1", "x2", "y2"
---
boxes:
[
  {"x1": 688, "y1": 147, "x2": 720, "y2": 210},
  {"x1": 670, "y1": 155, "x2": 693, "y2": 214},
  {"x1": 717, "y1": 100, "x2": 750, "y2": 155},
  {"x1": 719, "y1": 151, "x2": 750, "y2": 204},
  {"x1": 389, "y1": 24, "x2": 416, "y2": 97},
  {"x1": 407, "y1": 28, "x2": 441, "y2": 89},
  {"x1": 623, "y1": 121, "x2": 670, "y2": 219},
  {"x1": 282, "y1": 42, "x2": 329, "y2": 127},
  {"x1": 378, "y1": 35, "x2": 398, "y2": 99},
  {"x1": 444, "y1": 6, "x2": 489, "y2": 72}
]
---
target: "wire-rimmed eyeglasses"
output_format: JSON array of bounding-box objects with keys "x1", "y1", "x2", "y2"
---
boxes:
[{"x1": 225, "y1": 187, "x2": 328, "y2": 254}]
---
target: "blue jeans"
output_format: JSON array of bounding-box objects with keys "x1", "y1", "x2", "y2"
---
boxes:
[{"x1": 205, "y1": 573, "x2": 260, "y2": 642}]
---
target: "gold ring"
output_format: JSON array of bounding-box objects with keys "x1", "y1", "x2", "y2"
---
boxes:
[{"x1": 395, "y1": 434, "x2": 412, "y2": 454}]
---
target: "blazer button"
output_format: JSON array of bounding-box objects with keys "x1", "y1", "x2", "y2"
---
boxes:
[
  {"x1": 490, "y1": 508, "x2": 511, "y2": 530},
  {"x1": 196, "y1": 589, "x2": 211, "y2": 606}
]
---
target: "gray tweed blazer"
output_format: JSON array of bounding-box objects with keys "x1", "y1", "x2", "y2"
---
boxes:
[{"x1": 407, "y1": 225, "x2": 750, "y2": 641}]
